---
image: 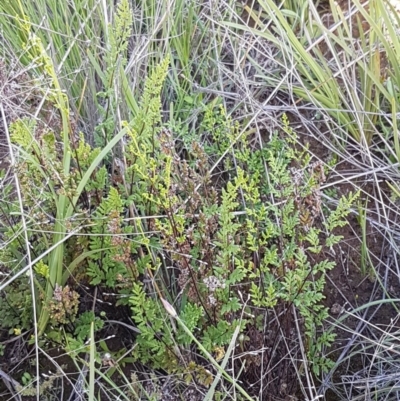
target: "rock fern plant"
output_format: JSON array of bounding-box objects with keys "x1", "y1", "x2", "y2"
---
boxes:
[
  {"x1": 1, "y1": 3, "x2": 357, "y2": 386},
  {"x1": 126, "y1": 108, "x2": 359, "y2": 377}
]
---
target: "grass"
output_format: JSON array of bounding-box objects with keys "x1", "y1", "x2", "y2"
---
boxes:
[{"x1": 1, "y1": 0, "x2": 400, "y2": 400}]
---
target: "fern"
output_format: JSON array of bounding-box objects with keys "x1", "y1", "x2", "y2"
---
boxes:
[
  {"x1": 133, "y1": 57, "x2": 170, "y2": 143},
  {"x1": 130, "y1": 283, "x2": 177, "y2": 369},
  {"x1": 87, "y1": 187, "x2": 128, "y2": 287}
]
